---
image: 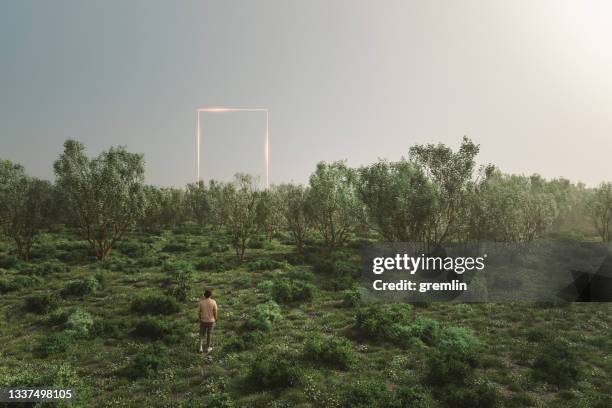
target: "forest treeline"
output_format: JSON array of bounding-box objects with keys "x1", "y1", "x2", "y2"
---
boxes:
[{"x1": 1, "y1": 137, "x2": 611, "y2": 261}]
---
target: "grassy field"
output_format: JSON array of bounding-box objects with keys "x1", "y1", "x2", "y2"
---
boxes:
[{"x1": 1, "y1": 229, "x2": 611, "y2": 407}]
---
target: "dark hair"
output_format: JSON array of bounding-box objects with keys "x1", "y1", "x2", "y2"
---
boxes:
[{"x1": 204, "y1": 288, "x2": 212, "y2": 298}]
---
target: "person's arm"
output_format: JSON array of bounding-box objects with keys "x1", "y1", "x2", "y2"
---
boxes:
[{"x1": 213, "y1": 301, "x2": 218, "y2": 322}]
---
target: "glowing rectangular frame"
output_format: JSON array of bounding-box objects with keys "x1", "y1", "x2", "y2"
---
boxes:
[{"x1": 196, "y1": 107, "x2": 269, "y2": 188}]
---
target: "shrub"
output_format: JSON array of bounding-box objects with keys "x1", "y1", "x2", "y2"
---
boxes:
[
  {"x1": 203, "y1": 393, "x2": 235, "y2": 408},
  {"x1": 225, "y1": 330, "x2": 267, "y2": 352},
  {"x1": 117, "y1": 240, "x2": 148, "y2": 257},
  {"x1": 388, "y1": 385, "x2": 433, "y2": 408},
  {"x1": 246, "y1": 236, "x2": 266, "y2": 249},
  {"x1": 303, "y1": 335, "x2": 355, "y2": 369},
  {"x1": 195, "y1": 256, "x2": 226, "y2": 272},
  {"x1": 133, "y1": 317, "x2": 178, "y2": 343},
  {"x1": 208, "y1": 239, "x2": 229, "y2": 253},
  {"x1": 162, "y1": 259, "x2": 194, "y2": 301},
  {"x1": 197, "y1": 246, "x2": 214, "y2": 257},
  {"x1": 243, "y1": 301, "x2": 282, "y2": 332},
  {"x1": 61, "y1": 277, "x2": 99, "y2": 298},
  {"x1": 312, "y1": 252, "x2": 357, "y2": 277},
  {"x1": 342, "y1": 286, "x2": 362, "y2": 307},
  {"x1": 247, "y1": 258, "x2": 287, "y2": 271},
  {"x1": 343, "y1": 380, "x2": 388, "y2": 408},
  {"x1": 0, "y1": 255, "x2": 18, "y2": 269},
  {"x1": 249, "y1": 354, "x2": 303, "y2": 388},
  {"x1": 101, "y1": 256, "x2": 134, "y2": 272},
  {"x1": 270, "y1": 279, "x2": 315, "y2": 303},
  {"x1": 0, "y1": 275, "x2": 40, "y2": 293},
  {"x1": 426, "y1": 326, "x2": 482, "y2": 385},
  {"x1": 285, "y1": 268, "x2": 314, "y2": 281},
  {"x1": 405, "y1": 317, "x2": 441, "y2": 346},
  {"x1": 131, "y1": 293, "x2": 181, "y2": 315},
  {"x1": 38, "y1": 332, "x2": 76, "y2": 356},
  {"x1": 161, "y1": 242, "x2": 189, "y2": 253},
  {"x1": 25, "y1": 262, "x2": 67, "y2": 276},
  {"x1": 90, "y1": 318, "x2": 126, "y2": 338},
  {"x1": 138, "y1": 255, "x2": 162, "y2": 267},
  {"x1": 162, "y1": 259, "x2": 193, "y2": 275},
  {"x1": 122, "y1": 344, "x2": 168, "y2": 379},
  {"x1": 64, "y1": 309, "x2": 94, "y2": 338},
  {"x1": 532, "y1": 337, "x2": 580, "y2": 388},
  {"x1": 354, "y1": 304, "x2": 412, "y2": 339},
  {"x1": 24, "y1": 292, "x2": 61, "y2": 314},
  {"x1": 437, "y1": 380, "x2": 499, "y2": 408}
]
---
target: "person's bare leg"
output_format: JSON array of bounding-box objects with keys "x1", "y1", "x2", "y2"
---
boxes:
[
  {"x1": 199, "y1": 338, "x2": 204, "y2": 353},
  {"x1": 206, "y1": 326, "x2": 213, "y2": 352}
]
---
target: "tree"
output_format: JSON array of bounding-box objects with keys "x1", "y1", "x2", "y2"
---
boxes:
[
  {"x1": 255, "y1": 187, "x2": 284, "y2": 241},
  {"x1": 185, "y1": 181, "x2": 211, "y2": 229},
  {"x1": 587, "y1": 182, "x2": 612, "y2": 242},
  {"x1": 276, "y1": 184, "x2": 309, "y2": 252},
  {"x1": 468, "y1": 171, "x2": 558, "y2": 242},
  {"x1": 219, "y1": 174, "x2": 261, "y2": 261},
  {"x1": 0, "y1": 160, "x2": 53, "y2": 259},
  {"x1": 409, "y1": 136, "x2": 479, "y2": 246},
  {"x1": 306, "y1": 161, "x2": 361, "y2": 252},
  {"x1": 358, "y1": 159, "x2": 436, "y2": 242},
  {"x1": 53, "y1": 140, "x2": 146, "y2": 260}
]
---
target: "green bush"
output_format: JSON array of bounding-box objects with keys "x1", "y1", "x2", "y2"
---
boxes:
[
  {"x1": 162, "y1": 260, "x2": 194, "y2": 301},
  {"x1": 0, "y1": 275, "x2": 40, "y2": 293},
  {"x1": 247, "y1": 258, "x2": 287, "y2": 271},
  {"x1": 437, "y1": 380, "x2": 499, "y2": 408},
  {"x1": 285, "y1": 268, "x2": 315, "y2": 281},
  {"x1": 405, "y1": 317, "x2": 441, "y2": 346},
  {"x1": 270, "y1": 279, "x2": 315, "y2": 303},
  {"x1": 133, "y1": 317, "x2": 178, "y2": 343},
  {"x1": 131, "y1": 293, "x2": 181, "y2": 315},
  {"x1": 195, "y1": 256, "x2": 226, "y2": 272},
  {"x1": 224, "y1": 330, "x2": 267, "y2": 352},
  {"x1": 303, "y1": 335, "x2": 355, "y2": 369},
  {"x1": 25, "y1": 262, "x2": 67, "y2": 276},
  {"x1": 117, "y1": 240, "x2": 148, "y2": 257},
  {"x1": 90, "y1": 318, "x2": 127, "y2": 338},
  {"x1": 249, "y1": 354, "x2": 303, "y2": 388},
  {"x1": 243, "y1": 301, "x2": 282, "y2": 332},
  {"x1": 0, "y1": 255, "x2": 18, "y2": 269},
  {"x1": 101, "y1": 255, "x2": 134, "y2": 272},
  {"x1": 246, "y1": 236, "x2": 266, "y2": 249},
  {"x1": 203, "y1": 393, "x2": 235, "y2": 408},
  {"x1": 61, "y1": 277, "x2": 99, "y2": 298},
  {"x1": 64, "y1": 309, "x2": 94, "y2": 338},
  {"x1": 122, "y1": 344, "x2": 168, "y2": 379},
  {"x1": 354, "y1": 304, "x2": 412, "y2": 339},
  {"x1": 343, "y1": 379, "x2": 388, "y2": 408},
  {"x1": 162, "y1": 259, "x2": 193, "y2": 274},
  {"x1": 426, "y1": 326, "x2": 482, "y2": 385},
  {"x1": 38, "y1": 331, "x2": 76, "y2": 356},
  {"x1": 208, "y1": 239, "x2": 229, "y2": 253},
  {"x1": 532, "y1": 337, "x2": 580, "y2": 388},
  {"x1": 161, "y1": 242, "x2": 189, "y2": 253},
  {"x1": 388, "y1": 385, "x2": 433, "y2": 408},
  {"x1": 342, "y1": 286, "x2": 362, "y2": 307},
  {"x1": 24, "y1": 292, "x2": 61, "y2": 314},
  {"x1": 312, "y1": 252, "x2": 357, "y2": 276}
]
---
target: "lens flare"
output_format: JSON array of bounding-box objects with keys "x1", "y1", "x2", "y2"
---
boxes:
[{"x1": 196, "y1": 107, "x2": 269, "y2": 189}]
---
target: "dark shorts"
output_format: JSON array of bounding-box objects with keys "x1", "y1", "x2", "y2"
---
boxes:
[{"x1": 199, "y1": 321, "x2": 215, "y2": 337}]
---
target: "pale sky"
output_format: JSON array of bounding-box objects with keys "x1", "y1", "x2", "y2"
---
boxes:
[{"x1": 1, "y1": 0, "x2": 611, "y2": 186}]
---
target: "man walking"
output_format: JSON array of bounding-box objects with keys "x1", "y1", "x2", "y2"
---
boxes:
[{"x1": 198, "y1": 288, "x2": 217, "y2": 353}]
